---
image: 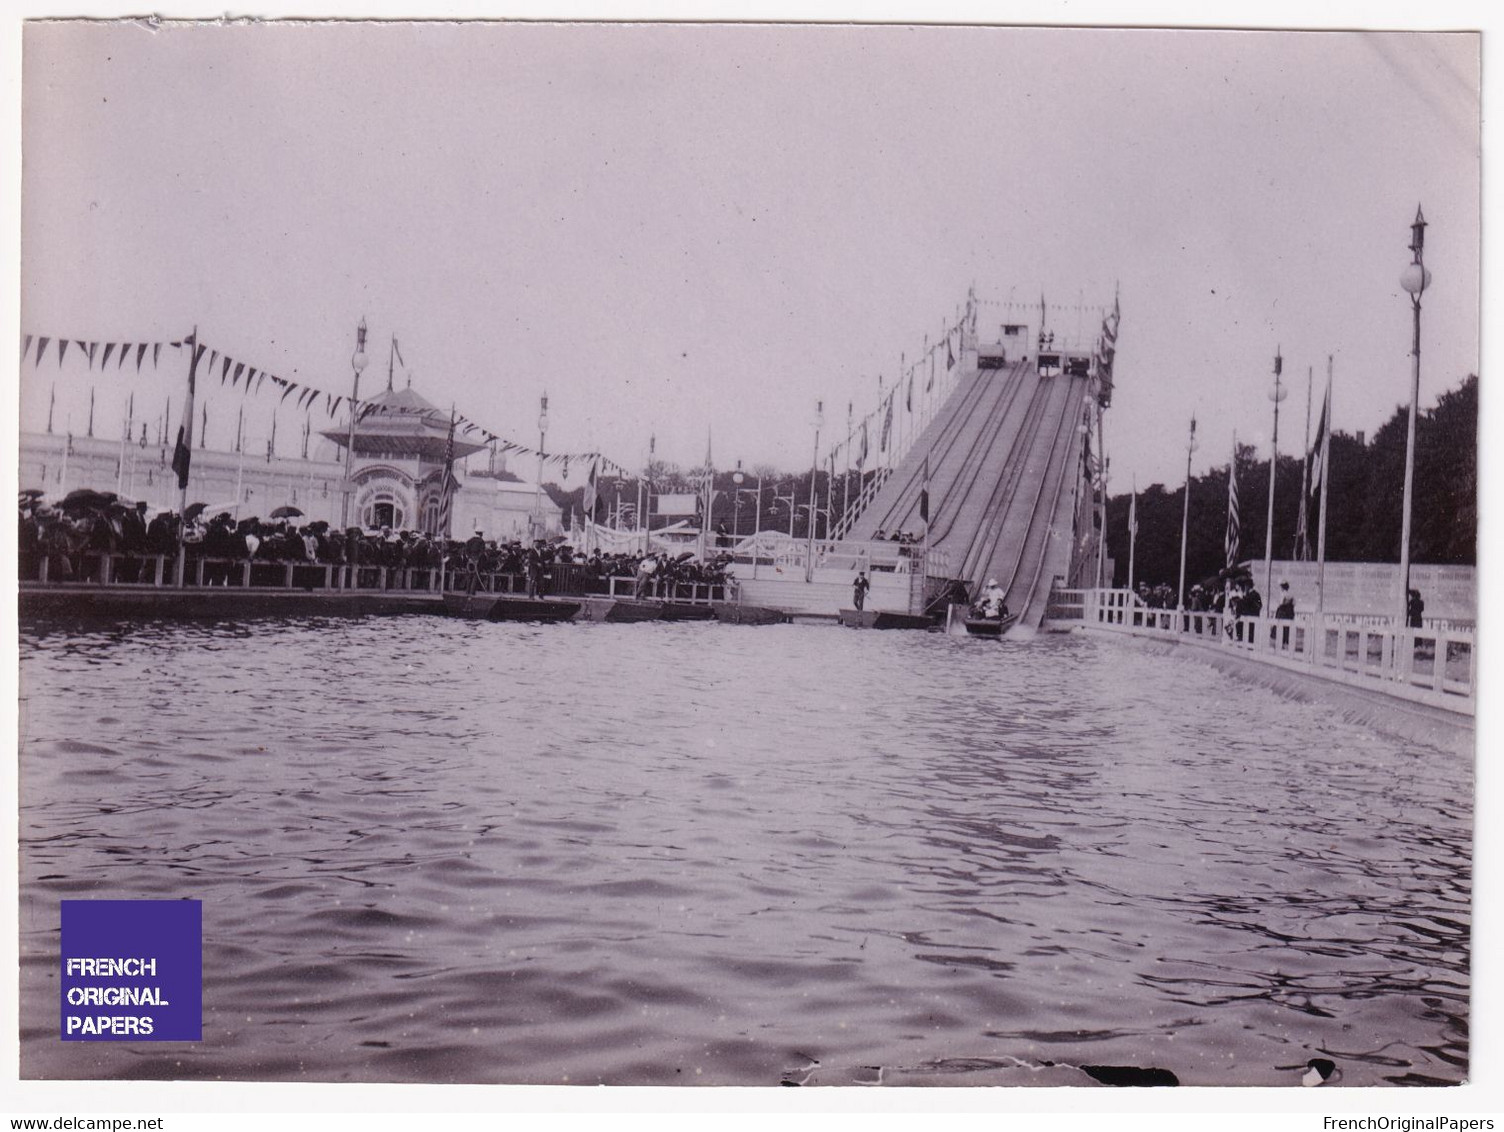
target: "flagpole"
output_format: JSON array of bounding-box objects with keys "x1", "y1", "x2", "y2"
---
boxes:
[
  {"x1": 1127, "y1": 477, "x2": 1137, "y2": 595},
  {"x1": 919, "y1": 453, "x2": 931, "y2": 616},
  {"x1": 1225, "y1": 431, "x2": 1239, "y2": 614},
  {"x1": 1177, "y1": 416, "x2": 1197, "y2": 611},
  {"x1": 115, "y1": 395, "x2": 130, "y2": 495},
  {"x1": 843, "y1": 402, "x2": 852, "y2": 533},
  {"x1": 1296, "y1": 364, "x2": 1314, "y2": 559},
  {"x1": 233, "y1": 406, "x2": 245, "y2": 520},
  {"x1": 1315, "y1": 357, "x2": 1333, "y2": 623},
  {"x1": 1264, "y1": 349, "x2": 1287, "y2": 601},
  {"x1": 174, "y1": 327, "x2": 199, "y2": 587},
  {"x1": 1095, "y1": 405, "x2": 1107, "y2": 588}
]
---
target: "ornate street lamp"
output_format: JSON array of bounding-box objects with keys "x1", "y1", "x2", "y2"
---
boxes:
[
  {"x1": 533, "y1": 393, "x2": 549, "y2": 537},
  {"x1": 340, "y1": 317, "x2": 369, "y2": 528},
  {"x1": 1264, "y1": 348, "x2": 1288, "y2": 602},
  {"x1": 1398, "y1": 205, "x2": 1430, "y2": 631}
]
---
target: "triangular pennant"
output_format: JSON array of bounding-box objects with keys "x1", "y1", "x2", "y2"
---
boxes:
[
  {"x1": 117, "y1": 343, "x2": 130, "y2": 368},
  {"x1": 245, "y1": 367, "x2": 257, "y2": 386},
  {"x1": 221, "y1": 355, "x2": 232, "y2": 383},
  {"x1": 232, "y1": 362, "x2": 245, "y2": 387},
  {"x1": 208, "y1": 349, "x2": 218, "y2": 375},
  {"x1": 21, "y1": 334, "x2": 32, "y2": 363},
  {"x1": 86, "y1": 341, "x2": 98, "y2": 367},
  {"x1": 280, "y1": 382, "x2": 297, "y2": 404},
  {"x1": 100, "y1": 342, "x2": 116, "y2": 369},
  {"x1": 35, "y1": 337, "x2": 49, "y2": 366},
  {"x1": 136, "y1": 343, "x2": 148, "y2": 370},
  {"x1": 57, "y1": 340, "x2": 69, "y2": 366},
  {"x1": 153, "y1": 343, "x2": 162, "y2": 368}
]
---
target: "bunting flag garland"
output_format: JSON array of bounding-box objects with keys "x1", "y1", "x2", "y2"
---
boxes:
[
  {"x1": 946, "y1": 334, "x2": 955, "y2": 370},
  {"x1": 21, "y1": 324, "x2": 633, "y2": 477}
]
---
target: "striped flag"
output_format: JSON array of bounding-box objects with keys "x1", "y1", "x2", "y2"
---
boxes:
[
  {"x1": 1225, "y1": 437, "x2": 1240, "y2": 570},
  {"x1": 583, "y1": 458, "x2": 600, "y2": 521},
  {"x1": 171, "y1": 335, "x2": 201, "y2": 490},
  {"x1": 1308, "y1": 378, "x2": 1331, "y2": 496},
  {"x1": 435, "y1": 409, "x2": 459, "y2": 537}
]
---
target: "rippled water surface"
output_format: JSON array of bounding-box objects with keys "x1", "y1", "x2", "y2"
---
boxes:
[{"x1": 18, "y1": 617, "x2": 1471, "y2": 1086}]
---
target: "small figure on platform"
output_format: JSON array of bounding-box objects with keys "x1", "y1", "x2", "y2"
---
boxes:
[
  {"x1": 1407, "y1": 588, "x2": 1425, "y2": 628},
  {"x1": 464, "y1": 528, "x2": 486, "y2": 595},
  {"x1": 1275, "y1": 581, "x2": 1295, "y2": 620},
  {"x1": 852, "y1": 571, "x2": 870, "y2": 612}
]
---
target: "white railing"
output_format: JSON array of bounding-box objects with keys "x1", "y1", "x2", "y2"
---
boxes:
[
  {"x1": 1060, "y1": 588, "x2": 1475, "y2": 711},
  {"x1": 830, "y1": 466, "x2": 894, "y2": 540},
  {"x1": 730, "y1": 536, "x2": 951, "y2": 580}
]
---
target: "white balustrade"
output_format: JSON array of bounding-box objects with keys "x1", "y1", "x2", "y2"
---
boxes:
[{"x1": 1059, "y1": 587, "x2": 1475, "y2": 711}]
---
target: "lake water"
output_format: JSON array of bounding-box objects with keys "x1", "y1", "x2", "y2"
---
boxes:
[{"x1": 17, "y1": 616, "x2": 1472, "y2": 1087}]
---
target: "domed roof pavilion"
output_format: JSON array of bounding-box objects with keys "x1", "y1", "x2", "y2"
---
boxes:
[{"x1": 320, "y1": 383, "x2": 486, "y2": 462}]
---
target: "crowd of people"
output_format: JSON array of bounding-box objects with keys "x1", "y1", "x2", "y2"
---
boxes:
[
  {"x1": 1134, "y1": 578, "x2": 1299, "y2": 622},
  {"x1": 18, "y1": 490, "x2": 737, "y2": 597}
]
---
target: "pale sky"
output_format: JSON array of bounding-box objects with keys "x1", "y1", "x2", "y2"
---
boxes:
[{"x1": 16, "y1": 21, "x2": 1481, "y2": 491}]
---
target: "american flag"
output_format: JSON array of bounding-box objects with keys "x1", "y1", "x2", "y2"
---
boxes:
[
  {"x1": 435, "y1": 410, "x2": 459, "y2": 538},
  {"x1": 1225, "y1": 438, "x2": 1240, "y2": 571}
]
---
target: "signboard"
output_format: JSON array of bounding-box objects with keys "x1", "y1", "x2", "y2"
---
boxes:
[{"x1": 655, "y1": 493, "x2": 698, "y2": 517}]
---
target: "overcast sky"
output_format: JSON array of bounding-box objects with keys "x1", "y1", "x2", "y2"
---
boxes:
[{"x1": 17, "y1": 21, "x2": 1480, "y2": 492}]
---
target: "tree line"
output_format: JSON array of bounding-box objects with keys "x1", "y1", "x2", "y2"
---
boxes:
[{"x1": 1104, "y1": 373, "x2": 1476, "y2": 591}]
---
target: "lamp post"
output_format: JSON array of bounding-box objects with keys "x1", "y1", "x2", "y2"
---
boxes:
[
  {"x1": 1177, "y1": 415, "x2": 1198, "y2": 610},
  {"x1": 533, "y1": 394, "x2": 549, "y2": 538},
  {"x1": 805, "y1": 399, "x2": 824, "y2": 582},
  {"x1": 340, "y1": 317, "x2": 369, "y2": 529},
  {"x1": 1398, "y1": 205, "x2": 1430, "y2": 631},
  {"x1": 1263, "y1": 349, "x2": 1288, "y2": 602}
]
